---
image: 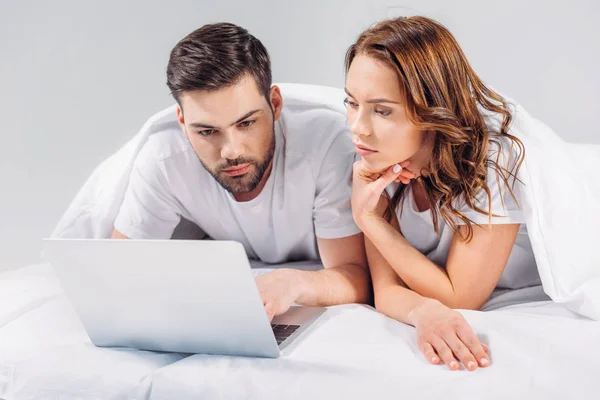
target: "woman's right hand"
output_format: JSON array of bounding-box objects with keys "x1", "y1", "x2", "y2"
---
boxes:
[{"x1": 408, "y1": 299, "x2": 490, "y2": 371}]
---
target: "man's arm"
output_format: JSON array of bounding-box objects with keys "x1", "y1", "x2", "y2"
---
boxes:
[
  {"x1": 111, "y1": 229, "x2": 129, "y2": 239},
  {"x1": 255, "y1": 233, "x2": 370, "y2": 321},
  {"x1": 297, "y1": 233, "x2": 370, "y2": 306}
]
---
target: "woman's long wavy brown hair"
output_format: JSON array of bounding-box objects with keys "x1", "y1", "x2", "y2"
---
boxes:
[{"x1": 345, "y1": 16, "x2": 525, "y2": 242}]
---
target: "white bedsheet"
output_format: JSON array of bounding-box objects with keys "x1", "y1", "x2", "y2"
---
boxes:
[
  {"x1": 1, "y1": 264, "x2": 599, "y2": 400},
  {"x1": 0, "y1": 264, "x2": 184, "y2": 400}
]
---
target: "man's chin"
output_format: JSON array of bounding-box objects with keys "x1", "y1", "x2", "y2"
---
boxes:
[{"x1": 217, "y1": 174, "x2": 258, "y2": 194}]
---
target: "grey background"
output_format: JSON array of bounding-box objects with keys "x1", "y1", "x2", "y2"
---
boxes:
[{"x1": 1, "y1": 0, "x2": 599, "y2": 270}]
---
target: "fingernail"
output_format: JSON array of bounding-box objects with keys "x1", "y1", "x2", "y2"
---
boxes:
[
  {"x1": 432, "y1": 356, "x2": 439, "y2": 363},
  {"x1": 392, "y1": 164, "x2": 401, "y2": 173},
  {"x1": 467, "y1": 361, "x2": 476, "y2": 370},
  {"x1": 480, "y1": 358, "x2": 489, "y2": 366},
  {"x1": 450, "y1": 361, "x2": 458, "y2": 369}
]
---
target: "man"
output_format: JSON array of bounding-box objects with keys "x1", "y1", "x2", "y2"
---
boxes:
[{"x1": 112, "y1": 22, "x2": 369, "y2": 321}]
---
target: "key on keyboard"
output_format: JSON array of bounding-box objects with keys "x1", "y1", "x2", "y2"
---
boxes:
[{"x1": 271, "y1": 324, "x2": 300, "y2": 345}]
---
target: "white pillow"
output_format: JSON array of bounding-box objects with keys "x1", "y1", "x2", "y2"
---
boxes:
[{"x1": 509, "y1": 103, "x2": 600, "y2": 318}]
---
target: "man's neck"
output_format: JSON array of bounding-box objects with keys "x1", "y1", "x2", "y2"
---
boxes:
[{"x1": 233, "y1": 161, "x2": 274, "y2": 202}]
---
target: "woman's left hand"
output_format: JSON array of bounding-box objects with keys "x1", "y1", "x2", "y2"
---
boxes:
[
  {"x1": 409, "y1": 299, "x2": 491, "y2": 371},
  {"x1": 351, "y1": 159, "x2": 414, "y2": 226}
]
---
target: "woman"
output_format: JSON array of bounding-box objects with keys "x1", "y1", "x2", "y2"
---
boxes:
[{"x1": 345, "y1": 16, "x2": 541, "y2": 371}]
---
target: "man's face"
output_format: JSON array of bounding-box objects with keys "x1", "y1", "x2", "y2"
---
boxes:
[{"x1": 177, "y1": 75, "x2": 282, "y2": 194}]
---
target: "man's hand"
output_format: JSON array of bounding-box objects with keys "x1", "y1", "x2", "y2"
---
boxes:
[{"x1": 255, "y1": 269, "x2": 303, "y2": 322}]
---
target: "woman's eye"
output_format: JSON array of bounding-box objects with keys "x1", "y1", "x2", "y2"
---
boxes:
[
  {"x1": 343, "y1": 98, "x2": 359, "y2": 108},
  {"x1": 375, "y1": 109, "x2": 391, "y2": 117},
  {"x1": 239, "y1": 120, "x2": 256, "y2": 128}
]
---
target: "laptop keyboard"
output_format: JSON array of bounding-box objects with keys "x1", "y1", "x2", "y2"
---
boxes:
[{"x1": 271, "y1": 324, "x2": 300, "y2": 345}]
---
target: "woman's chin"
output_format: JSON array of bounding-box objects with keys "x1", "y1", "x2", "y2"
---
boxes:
[
  {"x1": 360, "y1": 158, "x2": 386, "y2": 173},
  {"x1": 362, "y1": 158, "x2": 401, "y2": 175}
]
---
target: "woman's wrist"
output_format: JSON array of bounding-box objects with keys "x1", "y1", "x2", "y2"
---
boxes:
[
  {"x1": 407, "y1": 297, "x2": 443, "y2": 326},
  {"x1": 355, "y1": 212, "x2": 387, "y2": 236}
]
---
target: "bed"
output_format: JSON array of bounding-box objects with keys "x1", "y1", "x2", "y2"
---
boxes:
[{"x1": 2, "y1": 83, "x2": 599, "y2": 399}]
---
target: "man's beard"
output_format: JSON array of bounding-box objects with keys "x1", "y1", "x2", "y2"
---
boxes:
[{"x1": 203, "y1": 129, "x2": 275, "y2": 194}]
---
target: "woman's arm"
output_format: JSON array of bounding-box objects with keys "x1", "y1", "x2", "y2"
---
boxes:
[
  {"x1": 361, "y1": 211, "x2": 519, "y2": 310},
  {"x1": 352, "y1": 160, "x2": 518, "y2": 310},
  {"x1": 366, "y1": 198, "x2": 490, "y2": 370}
]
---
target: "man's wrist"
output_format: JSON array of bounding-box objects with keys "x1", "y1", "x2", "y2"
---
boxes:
[{"x1": 275, "y1": 268, "x2": 309, "y2": 304}]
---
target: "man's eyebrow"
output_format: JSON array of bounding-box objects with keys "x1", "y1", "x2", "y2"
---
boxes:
[
  {"x1": 188, "y1": 109, "x2": 262, "y2": 129},
  {"x1": 231, "y1": 109, "x2": 262, "y2": 126},
  {"x1": 188, "y1": 121, "x2": 216, "y2": 129},
  {"x1": 344, "y1": 88, "x2": 399, "y2": 104}
]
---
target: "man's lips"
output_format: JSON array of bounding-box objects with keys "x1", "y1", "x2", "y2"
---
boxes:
[
  {"x1": 354, "y1": 144, "x2": 378, "y2": 157},
  {"x1": 222, "y1": 163, "x2": 251, "y2": 176}
]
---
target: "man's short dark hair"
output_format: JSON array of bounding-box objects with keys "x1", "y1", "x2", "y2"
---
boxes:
[{"x1": 166, "y1": 22, "x2": 272, "y2": 103}]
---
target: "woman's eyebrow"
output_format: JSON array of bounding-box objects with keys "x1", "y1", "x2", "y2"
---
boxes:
[{"x1": 344, "y1": 88, "x2": 399, "y2": 104}]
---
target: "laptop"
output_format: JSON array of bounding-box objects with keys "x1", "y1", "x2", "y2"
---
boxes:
[{"x1": 41, "y1": 238, "x2": 326, "y2": 358}]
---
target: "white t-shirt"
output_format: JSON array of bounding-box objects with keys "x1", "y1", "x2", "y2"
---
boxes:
[
  {"x1": 387, "y1": 138, "x2": 541, "y2": 290},
  {"x1": 114, "y1": 99, "x2": 360, "y2": 264}
]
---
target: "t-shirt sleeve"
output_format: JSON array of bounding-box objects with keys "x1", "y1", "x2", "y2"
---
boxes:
[
  {"x1": 312, "y1": 131, "x2": 362, "y2": 239},
  {"x1": 456, "y1": 140, "x2": 525, "y2": 225},
  {"x1": 113, "y1": 141, "x2": 182, "y2": 239}
]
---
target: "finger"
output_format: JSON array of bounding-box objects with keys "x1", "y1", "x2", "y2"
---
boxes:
[
  {"x1": 456, "y1": 327, "x2": 490, "y2": 368},
  {"x1": 400, "y1": 159, "x2": 412, "y2": 168},
  {"x1": 443, "y1": 332, "x2": 478, "y2": 371},
  {"x1": 419, "y1": 341, "x2": 440, "y2": 365},
  {"x1": 429, "y1": 337, "x2": 460, "y2": 370},
  {"x1": 373, "y1": 164, "x2": 403, "y2": 193},
  {"x1": 400, "y1": 169, "x2": 417, "y2": 180},
  {"x1": 394, "y1": 177, "x2": 411, "y2": 184}
]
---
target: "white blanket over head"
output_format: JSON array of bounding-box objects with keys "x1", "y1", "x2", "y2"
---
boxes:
[{"x1": 50, "y1": 84, "x2": 600, "y2": 319}]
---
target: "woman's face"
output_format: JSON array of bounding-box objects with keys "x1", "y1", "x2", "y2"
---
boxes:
[{"x1": 345, "y1": 54, "x2": 428, "y2": 173}]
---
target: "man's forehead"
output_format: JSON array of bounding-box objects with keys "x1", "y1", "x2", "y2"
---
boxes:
[{"x1": 180, "y1": 80, "x2": 267, "y2": 126}]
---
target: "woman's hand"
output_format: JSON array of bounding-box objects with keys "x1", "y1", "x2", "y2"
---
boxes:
[
  {"x1": 409, "y1": 299, "x2": 490, "y2": 371},
  {"x1": 351, "y1": 160, "x2": 415, "y2": 226}
]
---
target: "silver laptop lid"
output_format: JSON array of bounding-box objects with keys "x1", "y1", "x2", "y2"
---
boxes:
[{"x1": 42, "y1": 238, "x2": 280, "y2": 358}]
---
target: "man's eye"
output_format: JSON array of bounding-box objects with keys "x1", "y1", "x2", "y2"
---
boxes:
[
  {"x1": 239, "y1": 120, "x2": 256, "y2": 128},
  {"x1": 343, "y1": 98, "x2": 359, "y2": 108},
  {"x1": 198, "y1": 129, "x2": 216, "y2": 136}
]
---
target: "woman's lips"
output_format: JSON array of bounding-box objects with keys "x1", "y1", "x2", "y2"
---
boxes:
[
  {"x1": 222, "y1": 164, "x2": 251, "y2": 176},
  {"x1": 355, "y1": 144, "x2": 378, "y2": 157}
]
